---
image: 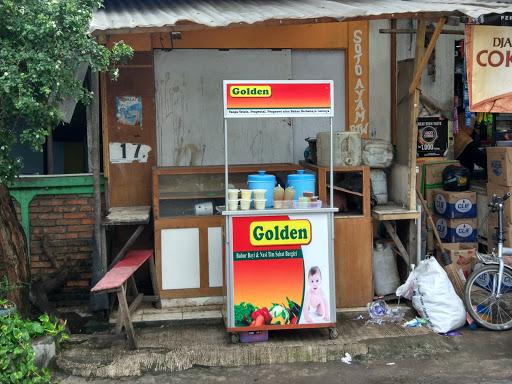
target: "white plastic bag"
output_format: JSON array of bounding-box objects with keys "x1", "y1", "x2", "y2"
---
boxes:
[{"x1": 396, "y1": 257, "x2": 466, "y2": 333}]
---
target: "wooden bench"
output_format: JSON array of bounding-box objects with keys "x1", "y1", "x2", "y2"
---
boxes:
[{"x1": 91, "y1": 249, "x2": 159, "y2": 349}]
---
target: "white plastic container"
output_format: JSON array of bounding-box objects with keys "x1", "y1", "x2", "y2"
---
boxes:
[
  {"x1": 362, "y1": 139, "x2": 393, "y2": 168},
  {"x1": 370, "y1": 169, "x2": 388, "y2": 205},
  {"x1": 316, "y1": 132, "x2": 362, "y2": 167},
  {"x1": 373, "y1": 241, "x2": 400, "y2": 296}
]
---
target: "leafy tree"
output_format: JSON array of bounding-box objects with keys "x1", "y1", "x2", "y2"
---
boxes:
[{"x1": 0, "y1": 0, "x2": 133, "y2": 312}]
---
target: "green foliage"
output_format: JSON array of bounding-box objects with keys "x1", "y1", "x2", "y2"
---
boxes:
[
  {"x1": 0, "y1": 0, "x2": 133, "y2": 184},
  {"x1": 0, "y1": 313, "x2": 69, "y2": 383}
]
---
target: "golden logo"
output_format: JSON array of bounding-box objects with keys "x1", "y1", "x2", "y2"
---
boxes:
[
  {"x1": 230, "y1": 85, "x2": 272, "y2": 98},
  {"x1": 250, "y1": 220, "x2": 311, "y2": 246}
]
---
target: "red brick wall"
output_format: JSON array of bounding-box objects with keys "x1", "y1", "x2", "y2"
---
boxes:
[{"x1": 29, "y1": 194, "x2": 94, "y2": 303}]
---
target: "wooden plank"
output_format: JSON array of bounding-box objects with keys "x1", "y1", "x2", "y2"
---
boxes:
[
  {"x1": 150, "y1": 23, "x2": 348, "y2": 50},
  {"x1": 372, "y1": 204, "x2": 420, "y2": 221},
  {"x1": 159, "y1": 287, "x2": 224, "y2": 299},
  {"x1": 128, "y1": 293, "x2": 143, "y2": 314},
  {"x1": 199, "y1": 226, "x2": 209, "y2": 289},
  {"x1": 334, "y1": 216, "x2": 373, "y2": 308},
  {"x1": 103, "y1": 206, "x2": 151, "y2": 226},
  {"x1": 347, "y1": 20, "x2": 370, "y2": 138},
  {"x1": 408, "y1": 17, "x2": 446, "y2": 95},
  {"x1": 390, "y1": 19, "x2": 397, "y2": 145},
  {"x1": 117, "y1": 284, "x2": 137, "y2": 350},
  {"x1": 383, "y1": 221, "x2": 410, "y2": 265},
  {"x1": 327, "y1": 185, "x2": 363, "y2": 197},
  {"x1": 100, "y1": 72, "x2": 110, "y2": 180},
  {"x1": 107, "y1": 225, "x2": 146, "y2": 269},
  {"x1": 147, "y1": 256, "x2": 162, "y2": 308},
  {"x1": 407, "y1": 18, "x2": 426, "y2": 211},
  {"x1": 91, "y1": 250, "x2": 153, "y2": 292}
]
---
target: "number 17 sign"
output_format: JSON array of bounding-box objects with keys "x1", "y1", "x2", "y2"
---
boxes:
[{"x1": 109, "y1": 142, "x2": 152, "y2": 164}]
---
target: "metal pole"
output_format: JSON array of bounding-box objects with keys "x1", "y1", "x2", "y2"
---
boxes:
[
  {"x1": 224, "y1": 118, "x2": 229, "y2": 210},
  {"x1": 329, "y1": 117, "x2": 334, "y2": 209}
]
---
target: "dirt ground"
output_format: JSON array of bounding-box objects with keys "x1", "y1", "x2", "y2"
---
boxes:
[{"x1": 56, "y1": 327, "x2": 512, "y2": 384}]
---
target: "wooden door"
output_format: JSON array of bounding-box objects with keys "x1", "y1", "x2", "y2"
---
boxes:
[{"x1": 334, "y1": 216, "x2": 373, "y2": 308}]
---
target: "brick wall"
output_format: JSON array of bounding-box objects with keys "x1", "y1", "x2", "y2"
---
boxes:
[{"x1": 29, "y1": 194, "x2": 94, "y2": 303}]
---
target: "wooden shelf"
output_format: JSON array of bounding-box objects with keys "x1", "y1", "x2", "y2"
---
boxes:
[
  {"x1": 371, "y1": 203, "x2": 420, "y2": 221},
  {"x1": 159, "y1": 191, "x2": 224, "y2": 200},
  {"x1": 327, "y1": 184, "x2": 364, "y2": 197}
]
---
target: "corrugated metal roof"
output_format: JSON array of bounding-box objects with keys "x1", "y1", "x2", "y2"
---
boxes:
[{"x1": 92, "y1": 0, "x2": 512, "y2": 33}]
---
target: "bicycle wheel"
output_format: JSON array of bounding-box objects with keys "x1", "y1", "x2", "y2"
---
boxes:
[{"x1": 464, "y1": 264, "x2": 512, "y2": 331}]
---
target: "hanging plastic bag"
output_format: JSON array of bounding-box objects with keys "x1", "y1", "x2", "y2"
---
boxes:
[{"x1": 396, "y1": 257, "x2": 466, "y2": 333}]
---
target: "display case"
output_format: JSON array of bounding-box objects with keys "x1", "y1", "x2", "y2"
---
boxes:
[
  {"x1": 152, "y1": 164, "x2": 301, "y2": 299},
  {"x1": 302, "y1": 163, "x2": 373, "y2": 308}
]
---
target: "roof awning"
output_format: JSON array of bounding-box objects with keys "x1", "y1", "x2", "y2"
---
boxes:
[{"x1": 92, "y1": 0, "x2": 512, "y2": 34}]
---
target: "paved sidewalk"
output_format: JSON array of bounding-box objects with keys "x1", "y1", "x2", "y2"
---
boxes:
[{"x1": 56, "y1": 312, "x2": 454, "y2": 378}]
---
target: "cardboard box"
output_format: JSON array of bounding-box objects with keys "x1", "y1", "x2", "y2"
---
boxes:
[
  {"x1": 487, "y1": 222, "x2": 512, "y2": 250},
  {"x1": 487, "y1": 147, "x2": 512, "y2": 187},
  {"x1": 432, "y1": 189, "x2": 477, "y2": 218},
  {"x1": 420, "y1": 159, "x2": 459, "y2": 195},
  {"x1": 437, "y1": 243, "x2": 477, "y2": 278},
  {"x1": 434, "y1": 216, "x2": 478, "y2": 243},
  {"x1": 487, "y1": 183, "x2": 512, "y2": 225}
]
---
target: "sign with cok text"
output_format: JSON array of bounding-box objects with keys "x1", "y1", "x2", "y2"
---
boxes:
[
  {"x1": 466, "y1": 25, "x2": 512, "y2": 112},
  {"x1": 223, "y1": 80, "x2": 334, "y2": 118}
]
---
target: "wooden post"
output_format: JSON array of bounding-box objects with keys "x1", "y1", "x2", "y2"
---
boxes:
[
  {"x1": 89, "y1": 70, "x2": 109, "y2": 312},
  {"x1": 391, "y1": 19, "x2": 397, "y2": 145},
  {"x1": 117, "y1": 283, "x2": 138, "y2": 350},
  {"x1": 46, "y1": 131, "x2": 54, "y2": 174},
  {"x1": 408, "y1": 17, "x2": 446, "y2": 95},
  {"x1": 407, "y1": 18, "x2": 426, "y2": 211}
]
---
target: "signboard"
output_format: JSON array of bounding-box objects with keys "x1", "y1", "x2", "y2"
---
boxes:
[
  {"x1": 223, "y1": 80, "x2": 334, "y2": 118},
  {"x1": 116, "y1": 96, "x2": 143, "y2": 127},
  {"x1": 109, "y1": 142, "x2": 151, "y2": 164},
  {"x1": 466, "y1": 25, "x2": 512, "y2": 112},
  {"x1": 231, "y1": 214, "x2": 333, "y2": 328},
  {"x1": 417, "y1": 117, "x2": 448, "y2": 157}
]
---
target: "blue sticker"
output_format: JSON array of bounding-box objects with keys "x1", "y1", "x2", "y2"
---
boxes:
[
  {"x1": 116, "y1": 96, "x2": 142, "y2": 127},
  {"x1": 492, "y1": 160, "x2": 502, "y2": 176}
]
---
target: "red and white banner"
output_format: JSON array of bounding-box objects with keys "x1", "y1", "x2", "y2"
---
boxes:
[
  {"x1": 466, "y1": 25, "x2": 512, "y2": 112},
  {"x1": 223, "y1": 80, "x2": 334, "y2": 118}
]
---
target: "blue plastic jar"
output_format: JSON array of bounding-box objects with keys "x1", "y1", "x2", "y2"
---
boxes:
[
  {"x1": 247, "y1": 170, "x2": 276, "y2": 208},
  {"x1": 287, "y1": 170, "x2": 316, "y2": 201}
]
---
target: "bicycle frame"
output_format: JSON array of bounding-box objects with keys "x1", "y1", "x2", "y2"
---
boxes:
[{"x1": 492, "y1": 197, "x2": 511, "y2": 297}]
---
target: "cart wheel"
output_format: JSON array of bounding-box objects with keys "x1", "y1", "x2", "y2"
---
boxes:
[
  {"x1": 230, "y1": 333, "x2": 240, "y2": 344},
  {"x1": 329, "y1": 327, "x2": 339, "y2": 340}
]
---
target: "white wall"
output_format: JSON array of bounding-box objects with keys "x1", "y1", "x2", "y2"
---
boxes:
[{"x1": 369, "y1": 20, "x2": 391, "y2": 141}]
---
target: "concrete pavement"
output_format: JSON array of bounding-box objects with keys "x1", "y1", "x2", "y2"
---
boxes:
[{"x1": 56, "y1": 311, "x2": 455, "y2": 378}]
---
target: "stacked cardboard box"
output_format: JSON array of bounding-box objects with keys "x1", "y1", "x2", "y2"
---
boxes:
[
  {"x1": 432, "y1": 189, "x2": 478, "y2": 243},
  {"x1": 436, "y1": 243, "x2": 477, "y2": 278},
  {"x1": 486, "y1": 148, "x2": 512, "y2": 249},
  {"x1": 417, "y1": 159, "x2": 459, "y2": 250}
]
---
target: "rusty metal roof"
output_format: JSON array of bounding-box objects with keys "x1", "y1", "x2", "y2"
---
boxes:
[{"x1": 92, "y1": 0, "x2": 512, "y2": 33}]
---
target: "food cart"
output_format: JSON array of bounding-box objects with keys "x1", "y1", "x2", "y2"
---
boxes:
[{"x1": 221, "y1": 80, "x2": 339, "y2": 342}]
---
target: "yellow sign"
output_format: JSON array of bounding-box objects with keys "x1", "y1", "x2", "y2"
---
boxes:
[
  {"x1": 229, "y1": 85, "x2": 272, "y2": 98},
  {"x1": 250, "y1": 220, "x2": 311, "y2": 246}
]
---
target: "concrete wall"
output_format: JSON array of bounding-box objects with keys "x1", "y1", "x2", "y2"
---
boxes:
[{"x1": 369, "y1": 20, "x2": 391, "y2": 141}]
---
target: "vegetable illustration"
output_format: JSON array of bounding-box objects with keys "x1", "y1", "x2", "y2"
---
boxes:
[
  {"x1": 250, "y1": 307, "x2": 271, "y2": 326},
  {"x1": 286, "y1": 297, "x2": 302, "y2": 319},
  {"x1": 269, "y1": 304, "x2": 290, "y2": 325},
  {"x1": 234, "y1": 302, "x2": 256, "y2": 326}
]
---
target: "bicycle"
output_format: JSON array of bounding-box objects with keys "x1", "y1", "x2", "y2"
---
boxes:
[{"x1": 464, "y1": 191, "x2": 512, "y2": 330}]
